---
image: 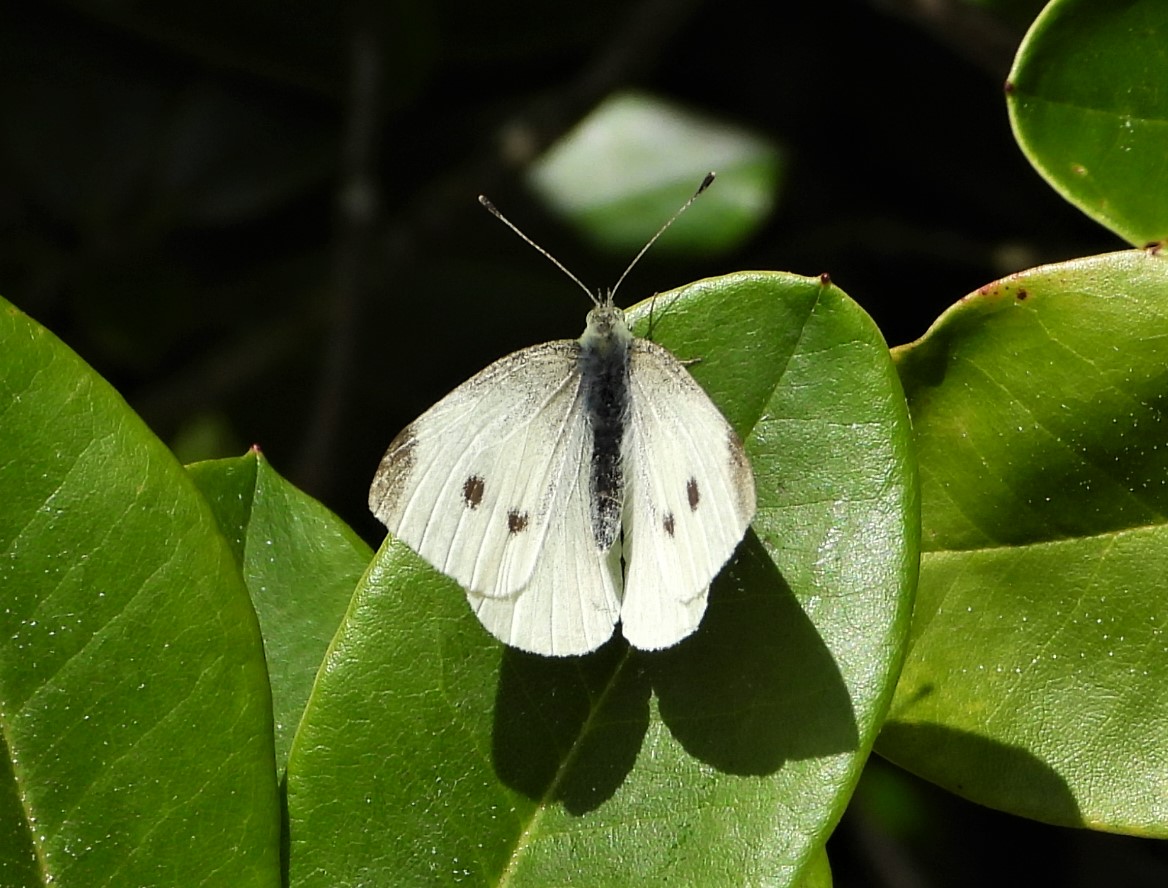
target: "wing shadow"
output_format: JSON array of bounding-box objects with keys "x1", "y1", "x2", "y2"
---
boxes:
[{"x1": 491, "y1": 531, "x2": 858, "y2": 813}]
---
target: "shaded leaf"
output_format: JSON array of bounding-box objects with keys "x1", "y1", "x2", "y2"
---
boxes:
[{"x1": 883, "y1": 249, "x2": 1168, "y2": 834}]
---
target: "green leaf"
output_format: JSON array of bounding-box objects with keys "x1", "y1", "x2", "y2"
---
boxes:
[
  {"x1": 795, "y1": 847, "x2": 833, "y2": 888},
  {"x1": 882, "y1": 249, "x2": 1168, "y2": 834},
  {"x1": 0, "y1": 297, "x2": 280, "y2": 885},
  {"x1": 187, "y1": 450, "x2": 371, "y2": 774},
  {"x1": 285, "y1": 272, "x2": 917, "y2": 886},
  {"x1": 1007, "y1": 0, "x2": 1168, "y2": 245},
  {"x1": 528, "y1": 91, "x2": 783, "y2": 255}
]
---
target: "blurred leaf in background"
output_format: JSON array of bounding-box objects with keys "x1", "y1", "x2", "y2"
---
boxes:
[{"x1": 528, "y1": 91, "x2": 782, "y2": 254}]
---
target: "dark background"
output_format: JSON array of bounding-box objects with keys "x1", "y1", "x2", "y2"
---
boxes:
[{"x1": 1, "y1": 1, "x2": 1159, "y2": 884}]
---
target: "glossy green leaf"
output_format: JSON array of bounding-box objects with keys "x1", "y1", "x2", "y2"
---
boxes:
[
  {"x1": 285, "y1": 272, "x2": 917, "y2": 886},
  {"x1": 187, "y1": 450, "x2": 371, "y2": 773},
  {"x1": 1007, "y1": 0, "x2": 1168, "y2": 245},
  {"x1": 796, "y1": 847, "x2": 832, "y2": 888},
  {"x1": 0, "y1": 297, "x2": 280, "y2": 885},
  {"x1": 883, "y1": 250, "x2": 1168, "y2": 834},
  {"x1": 528, "y1": 91, "x2": 783, "y2": 255}
]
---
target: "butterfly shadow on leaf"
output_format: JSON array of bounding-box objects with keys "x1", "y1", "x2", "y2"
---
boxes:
[
  {"x1": 647, "y1": 531, "x2": 858, "y2": 775},
  {"x1": 491, "y1": 632, "x2": 652, "y2": 816},
  {"x1": 490, "y1": 531, "x2": 858, "y2": 814}
]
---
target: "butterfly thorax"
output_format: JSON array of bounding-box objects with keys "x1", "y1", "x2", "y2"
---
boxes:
[{"x1": 577, "y1": 300, "x2": 633, "y2": 553}]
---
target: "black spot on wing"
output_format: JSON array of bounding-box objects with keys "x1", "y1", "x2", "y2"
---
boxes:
[
  {"x1": 663, "y1": 512, "x2": 675, "y2": 537},
  {"x1": 686, "y1": 478, "x2": 700, "y2": 511},
  {"x1": 507, "y1": 510, "x2": 529, "y2": 533},
  {"x1": 463, "y1": 475, "x2": 485, "y2": 508}
]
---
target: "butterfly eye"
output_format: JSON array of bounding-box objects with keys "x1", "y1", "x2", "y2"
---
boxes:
[
  {"x1": 463, "y1": 475, "x2": 485, "y2": 508},
  {"x1": 686, "y1": 478, "x2": 701, "y2": 511}
]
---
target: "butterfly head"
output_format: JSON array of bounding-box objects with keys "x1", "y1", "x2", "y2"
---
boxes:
[{"x1": 581, "y1": 291, "x2": 632, "y2": 350}]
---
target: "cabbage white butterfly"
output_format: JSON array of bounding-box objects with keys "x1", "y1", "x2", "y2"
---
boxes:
[{"x1": 369, "y1": 173, "x2": 755, "y2": 656}]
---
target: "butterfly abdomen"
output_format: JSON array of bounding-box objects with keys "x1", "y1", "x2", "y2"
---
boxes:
[{"x1": 578, "y1": 305, "x2": 633, "y2": 553}]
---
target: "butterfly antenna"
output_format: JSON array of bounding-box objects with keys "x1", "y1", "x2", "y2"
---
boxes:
[
  {"x1": 478, "y1": 195, "x2": 599, "y2": 306},
  {"x1": 610, "y1": 171, "x2": 715, "y2": 302}
]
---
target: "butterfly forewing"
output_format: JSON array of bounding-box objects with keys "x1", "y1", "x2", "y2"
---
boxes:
[
  {"x1": 371, "y1": 341, "x2": 594, "y2": 599},
  {"x1": 618, "y1": 339, "x2": 757, "y2": 650}
]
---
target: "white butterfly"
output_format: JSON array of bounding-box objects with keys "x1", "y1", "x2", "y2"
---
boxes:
[{"x1": 369, "y1": 174, "x2": 756, "y2": 656}]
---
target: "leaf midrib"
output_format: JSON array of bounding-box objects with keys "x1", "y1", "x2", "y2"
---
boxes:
[{"x1": 495, "y1": 645, "x2": 634, "y2": 887}]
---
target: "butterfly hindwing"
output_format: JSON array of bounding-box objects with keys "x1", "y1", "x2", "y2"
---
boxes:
[
  {"x1": 469, "y1": 439, "x2": 622, "y2": 656},
  {"x1": 619, "y1": 338, "x2": 756, "y2": 650}
]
